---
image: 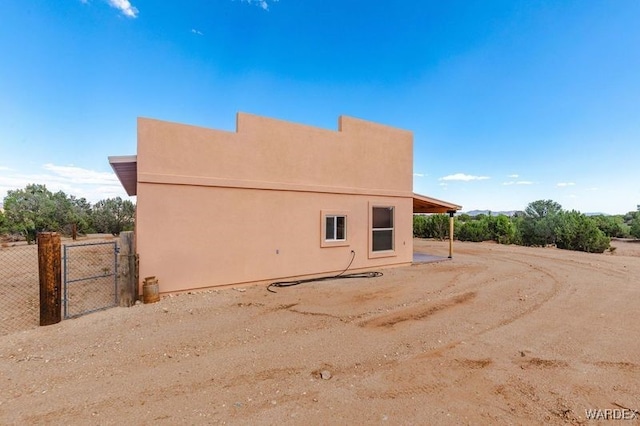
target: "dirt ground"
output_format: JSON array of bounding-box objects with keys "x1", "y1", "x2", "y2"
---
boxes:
[{"x1": 1, "y1": 239, "x2": 639, "y2": 425}]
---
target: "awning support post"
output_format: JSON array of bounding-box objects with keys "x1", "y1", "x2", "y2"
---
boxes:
[{"x1": 447, "y1": 210, "x2": 455, "y2": 259}]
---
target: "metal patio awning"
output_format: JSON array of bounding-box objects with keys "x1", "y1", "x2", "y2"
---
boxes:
[{"x1": 413, "y1": 193, "x2": 461, "y2": 214}]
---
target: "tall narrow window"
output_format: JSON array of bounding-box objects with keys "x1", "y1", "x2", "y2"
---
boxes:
[
  {"x1": 372, "y1": 206, "x2": 394, "y2": 251},
  {"x1": 325, "y1": 215, "x2": 346, "y2": 241}
]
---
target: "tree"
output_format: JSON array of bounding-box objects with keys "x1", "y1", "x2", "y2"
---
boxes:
[
  {"x1": 67, "y1": 196, "x2": 94, "y2": 235},
  {"x1": 555, "y1": 210, "x2": 610, "y2": 253},
  {"x1": 457, "y1": 220, "x2": 490, "y2": 242},
  {"x1": 0, "y1": 209, "x2": 8, "y2": 234},
  {"x1": 2, "y1": 184, "x2": 97, "y2": 242},
  {"x1": 623, "y1": 211, "x2": 638, "y2": 225},
  {"x1": 492, "y1": 214, "x2": 515, "y2": 244},
  {"x1": 413, "y1": 215, "x2": 428, "y2": 238},
  {"x1": 92, "y1": 197, "x2": 135, "y2": 235},
  {"x1": 3, "y1": 184, "x2": 57, "y2": 243},
  {"x1": 630, "y1": 216, "x2": 640, "y2": 239},
  {"x1": 428, "y1": 214, "x2": 450, "y2": 240},
  {"x1": 413, "y1": 214, "x2": 450, "y2": 239},
  {"x1": 518, "y1": 200, "x2": 563, "y2": 246},
  {"x1": 457, "y1": 213, "x2": 472, "y2": 222},
  {"x1": 591, "y1": 215, "x2": 629, "y2": 238},
  {"x1": 524, "y1": 199, "x2": 562, "y2": 219}
]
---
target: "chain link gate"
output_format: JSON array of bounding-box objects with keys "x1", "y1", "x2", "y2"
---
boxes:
[{"x1": 63, "y1": 241, "x2": 118, "y2": 319}]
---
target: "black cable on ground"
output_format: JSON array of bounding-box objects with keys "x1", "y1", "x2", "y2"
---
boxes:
[{"x1": 267, "y1": 250, "x2": 383, "y2": 293}]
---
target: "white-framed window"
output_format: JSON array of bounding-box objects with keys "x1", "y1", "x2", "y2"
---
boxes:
[
  {"x1": 325, "y1": 215, "x2": 346, "y2": 241},
  {"x1": 372, "y1": 206, "x2": 394, "y2": 252},
  {"x1": 321, "y1": 210, "x2": 349, "y2": 248}
]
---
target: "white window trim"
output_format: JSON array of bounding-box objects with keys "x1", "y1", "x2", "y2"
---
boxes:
[
  {"x1": 321, "y1": 210, "x2": 350, "y2": 248},
  {"x1": 325, "y1": 215, "x2": 347, "y2": 242},
  {"x1": 369, "y1": 203, "x2": 397, "y2": 258}
]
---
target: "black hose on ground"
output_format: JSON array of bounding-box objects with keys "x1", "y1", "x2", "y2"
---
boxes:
[{"x1": 266, "y1": 250, "x2": 383, "y2": 293}]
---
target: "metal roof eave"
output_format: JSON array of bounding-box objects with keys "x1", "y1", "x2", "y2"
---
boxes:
[
  {"x1": 413, "y1": 192, "x2": 462, "y2": 214},
  {"x1": 109, "y1": 155, "x2": 137, "y2": 196}
]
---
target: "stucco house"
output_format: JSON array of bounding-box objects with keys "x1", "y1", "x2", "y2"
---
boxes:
[{"x1": 110, "y1": 113, "x2": 461, "y2": 294}]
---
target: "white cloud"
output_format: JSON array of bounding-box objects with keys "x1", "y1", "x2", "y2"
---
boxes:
[
  {"x1": 556, "y1": 182, "x2": 576, "y2": 187},
  {"x1": 439, "y1": 173, "x2": 490, "y2": 182},
  {"x1": 107, "y1": 0, "x2": 138, "y2": 18},
  {"x1": 413, "y1": 173, "x2": 425, "y2": 178},
  {"x1": 503, "y1": 180, "x2": 534, "y2": 186},
  {"x1": 0, "y1": 166, "x2": 11, "y2": 171},
  {"x1": 191, "y1": 29, "x2": 204, "y2": 36},
  {"x1": 0, "y1": 163, "x2": 129, "y2": 203},
  {"x1": 42, "y1": 163, "x2": 120, "y2": 185},
  {"x1": 508, "y1": 174, "x2": 519, "y2": 178},
  {"x1": 239, "y1": 0, "x2": 278, "y2": 11}
]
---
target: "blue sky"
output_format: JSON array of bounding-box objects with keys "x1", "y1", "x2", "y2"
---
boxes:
[{"x1": 1, "y1": 0, "x2": 639, "y2": 214}]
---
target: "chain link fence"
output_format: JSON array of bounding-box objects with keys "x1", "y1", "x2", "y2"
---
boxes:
[
  {"x1": 63, "y1": 241, "x2": 118, "y2": 319},
  {"x1": 1, "y1": 234, "x2": 134, "y2": 336},
  {"x1": 0, "y1": 242, "x2": 40, "y2": 336}
]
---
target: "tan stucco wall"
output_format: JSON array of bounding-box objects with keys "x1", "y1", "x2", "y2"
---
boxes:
[{"x1": 136, "y1": 113, "x2": 414, "y2": 293}]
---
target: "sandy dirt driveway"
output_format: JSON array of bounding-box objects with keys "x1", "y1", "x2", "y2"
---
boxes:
[{"x1": 1, "y1": 239, "x2": 639, "y2": 425}]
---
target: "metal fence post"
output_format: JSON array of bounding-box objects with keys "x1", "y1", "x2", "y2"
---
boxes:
[{"x1": 38, "y1": 232, "x2": 62, "y2": 326}]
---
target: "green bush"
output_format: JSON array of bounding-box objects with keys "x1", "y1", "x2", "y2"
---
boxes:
[
  {"x1": 516, "y1": 200, "x2": 563, "y2": 247},
  {"x1": 630, "y1": 217, "x2": 640, "y2": 239},
  {"x1": 555, "y1": 211, "x2": 610, "y2": 253},
  {"x1": 490, "y1": 214, "x2": 515, "y2": 244},
  {"x1": 591, "y1": 215, "x2": 630, "y2": 238},
  {"x1": 413, "y1": 214, "x2": 450, "y2": 240},
  {"x1": 2, "y1": 184, "x2": 134, "y2": 242},
  {"x1": 429, "y1": 214, "x2": 450, "y2": 240},
  {"x1": 413, "y1": 215, "x2": 428, "y2": 237},
  {"x1": 457, "y1": 220, "x2": 490, "y2": 242}
]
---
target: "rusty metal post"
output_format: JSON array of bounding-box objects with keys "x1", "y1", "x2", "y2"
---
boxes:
[{"x1": 38, "y1": 232, "x2": 62, "y2": 326}]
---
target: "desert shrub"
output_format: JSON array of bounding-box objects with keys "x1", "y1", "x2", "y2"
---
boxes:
[
  {"x1": 630, "y1": 217, "x2": 640, "y2": 239},
  {"x1": 489, "y1": 214, "x2": 515, "y2": 244},
  {"x1": 457, "y1": 213, "x2": 472, "y2": 222},
  {"x1": 413, "y1": 214, "x2": 450, "y2": 240},
  {"x1": 92, "y1": 197, "x2": 135, "y2": 236},
  {"x1": 591, "y1": 215, "x2": 630, "y2": 238},
  {"x1": 555, "y1": 210, "x2": 610, "y2": 253},
  {"x1": 2, "y1": 184, "x2": 97, "y2": 242},
  {"x1": 428, "y1": 214, "x2": 450, "y2": 240},
  {"x1": 457, "y1": 220, "x2": 490, "y2": 242},
  {"x1": 413, "y1": 215, "x2": 428, "y2": 238},
  {"x1": 0, "y1": 210, "x2": 7, "y2": 235},
  {"x1": 516, "y1": 200, "x2": 563, "y2": 247}
]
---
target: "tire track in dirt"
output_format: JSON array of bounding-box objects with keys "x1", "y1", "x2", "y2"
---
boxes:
[
  {"x1": 510, "y1": 250, "x2": 630, "y2": 280},
  {"x1": 358, "y1": 291, "x2": 477, "y2": 328},
  {"x1": 387, "y1": 251, "x2": 565, "y2": 365},
  {"x1": 336, "y1": 264, "x2": 486, "y2": 327},
  {"x1": 592, "y1": 360, "x2": 640, "y2": 372},
  {"x1": 474, "y1": 252, "x2": 564, "y2": 335}
]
